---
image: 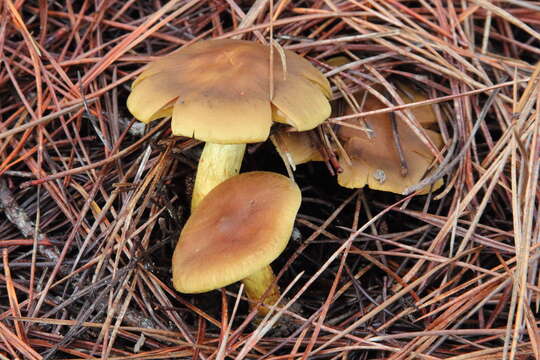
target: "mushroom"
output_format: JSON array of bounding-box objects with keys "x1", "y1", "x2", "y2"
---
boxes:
[
  {"x1": 275, "y1": 83, "x2": 444, "y2": 194},
  {"x1": 272, "y1": 129, "x2": 324, "y2": 166},
  {"x1": 127, "y1": 39, "x2": 331, "y2": 209},
  {"x1": 172, "y1": 171, "x2": 301, "y2": 315}
]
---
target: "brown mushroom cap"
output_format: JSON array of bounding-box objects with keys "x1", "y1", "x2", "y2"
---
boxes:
[
  {"x1": 395, "y1": 82, "x2": 439, "y2": 127},
  {"x1": 336, "y1": 87, "x2": 443, "y2": 193},
  {"x1": 127, "y1": 39, "x2": 331, "y2": 144},
  {"x1": 274, "y1": 83, "x2": 444, "y2": 194},
  {"x1": 172, "y1": 171, "x2": 301, "y2": 294}
]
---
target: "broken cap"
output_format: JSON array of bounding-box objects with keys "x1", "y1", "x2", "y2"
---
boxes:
[
  {"x1": 172, "y1": 171, "x2": 301, "y2": 294},
  {"x1": 127, "y1": 39, "x2": 331, "y2": 144}
]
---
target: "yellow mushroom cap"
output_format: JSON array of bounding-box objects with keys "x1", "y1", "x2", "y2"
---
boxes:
[
  {"x1": 272, "y1": 130, "x2": 324, "y2": 165},
  {"x1": 127, "y1": 39, "x2": 331, "y2": 144},
  {"x1": 172, "y1": 171, "x2": 301, "y2": 294}
]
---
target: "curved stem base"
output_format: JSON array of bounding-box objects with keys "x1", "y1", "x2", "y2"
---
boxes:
[{"x1": 242, "y1": 265, "x2": 280, "y2": 316}]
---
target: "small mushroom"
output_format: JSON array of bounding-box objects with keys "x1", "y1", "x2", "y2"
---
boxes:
[
  {"x1": 271, "y1": 130, "x2": 324, "y2": 166},
  {"x1": 127, "y1": 39, "x2": 330, "y2": 209},
  {"x1": 172, "y1": 171, "x2": 301, "y2": 315},
  {"x1": 275, "y1": 83, "x2": 444, "y2": 194}
]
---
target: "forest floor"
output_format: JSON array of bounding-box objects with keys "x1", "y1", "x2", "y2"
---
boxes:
[{"x1": 1, "y1": 1, "x2": 539, "y2": 359}]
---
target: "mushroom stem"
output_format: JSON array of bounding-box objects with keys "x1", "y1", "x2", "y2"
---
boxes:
[
  {"x1": 191, "y1": 143, "x2": 246, "y2": 210},
  {"x1": 242, "y1": 265, "x2": 281, "y2": 315}
]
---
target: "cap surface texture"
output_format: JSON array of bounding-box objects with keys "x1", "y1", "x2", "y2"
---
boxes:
[{"x1": 127, "y1": 39, "x2": 331, "y2": 144}]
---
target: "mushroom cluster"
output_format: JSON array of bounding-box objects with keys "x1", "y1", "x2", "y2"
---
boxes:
[
  {"x1": 127, "y1": 40, "x2": 445, "y2": 318},
  {"x1": 127, "y1": 38, "x2": 332, "y2": 315}
]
